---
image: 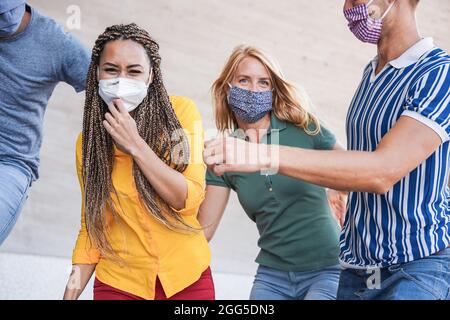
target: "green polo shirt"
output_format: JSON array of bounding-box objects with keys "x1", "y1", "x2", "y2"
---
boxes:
[{"x1": 206, "y1": 112, "x2": 341, "y2": 272}]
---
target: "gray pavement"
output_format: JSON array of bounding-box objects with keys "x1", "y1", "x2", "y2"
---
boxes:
[{"x1": 0, "y1": 252, "x2": 254, "y2": 300}]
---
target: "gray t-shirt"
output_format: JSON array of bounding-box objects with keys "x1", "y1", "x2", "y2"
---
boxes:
[{"x1": 0, "y1": 5, "x2": 90, "y2": 181}]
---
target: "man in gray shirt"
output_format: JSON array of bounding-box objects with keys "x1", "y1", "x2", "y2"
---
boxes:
[{"x1": 0, "y1": 0, "x2": 90, "y2": 244}]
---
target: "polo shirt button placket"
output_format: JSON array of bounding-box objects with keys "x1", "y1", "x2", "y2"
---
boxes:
[{"x1": 265, "y1": 174, "x2": 273, "y2": 192}]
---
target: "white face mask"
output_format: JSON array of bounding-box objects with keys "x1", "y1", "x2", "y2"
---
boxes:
[{"x1": 98, "y1": 74, "x2": 151, "y2": 112}]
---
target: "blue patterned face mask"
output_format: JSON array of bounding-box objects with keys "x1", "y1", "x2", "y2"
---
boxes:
[{"x1": 227, "y1": 84, "x2": 273, "y2": 123}]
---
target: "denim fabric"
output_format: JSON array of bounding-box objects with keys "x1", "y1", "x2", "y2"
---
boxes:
[
  {"x1": 337, "y1": 248, "x2": 450, "y2": 300},
  {"x1": 0, "y1": 161, "x2": 31, "y2": 245},
  {"x1": 250, "y1": 264, "x2": 341, "y2": 300}
]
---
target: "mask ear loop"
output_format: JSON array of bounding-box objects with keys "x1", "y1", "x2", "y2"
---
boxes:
[
  {"x1": 367, "y1": 0, "x2": 396, "y2": 20},
  {"x1": 380, "y1": 1, "x2": 396, "y2": 20},
  {"x1": 226, "y1": 83, "x2": 234, "y2": 104}
]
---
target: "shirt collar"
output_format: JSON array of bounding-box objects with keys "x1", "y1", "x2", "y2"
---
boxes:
[
  {"x1": 371, "y1": 37, "x2": 435, "y2": 70},
  {"x1": 268, "y1": 111, "x2": 287, "y2": 134},
  {"x1": 229, "y1": 112, "x2": 287, "y2": 139}
]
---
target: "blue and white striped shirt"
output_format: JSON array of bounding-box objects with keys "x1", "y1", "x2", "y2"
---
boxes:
[{"x1": 340, "y1": 38, "x2": 450, "y2": 268}]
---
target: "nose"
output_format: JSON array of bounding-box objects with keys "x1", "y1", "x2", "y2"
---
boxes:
[
  {"x1": 343, "y1": 0, "x2": 355, "y2": 11},
  {"x1": 250, "y1": 83, "x2": 259, "y2": 92},
  {"x1": 118, "y1": 71, "x2": 128, "y2": 78}
]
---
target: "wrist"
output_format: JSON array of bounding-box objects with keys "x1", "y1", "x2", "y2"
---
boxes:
[
  {"x1": 130, "y1": 138, "x2": 149, "y2": 159},
  {"x1": 258, "y1": 144, "x2": 279, "y2": 173},
  {"x1": 63, "y1": 287, "x2": 80, "y2": 300}
]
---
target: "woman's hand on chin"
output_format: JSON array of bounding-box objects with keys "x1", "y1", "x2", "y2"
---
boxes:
[{"x1": 103, "y1": 98, "x2": 146, "y2": 156}]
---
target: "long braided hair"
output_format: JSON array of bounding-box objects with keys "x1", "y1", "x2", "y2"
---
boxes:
[{"x1": 82, "y1": 24, "x2": 192, "y2": 259}]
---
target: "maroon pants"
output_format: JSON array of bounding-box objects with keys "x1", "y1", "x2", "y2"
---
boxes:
[{"x1": 93, "y1": 267, "x2": 215, "y2": 300}]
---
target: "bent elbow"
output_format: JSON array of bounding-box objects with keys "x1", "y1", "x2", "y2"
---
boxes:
[
  {"x1": 204, "y1": 230, "x2": 213, "y2": 242},
  {"x1": 371, "y1": 183, "x2": 391, "y2": 195},
  {"x1": 172, "y1": 201, "x2": 186, "y2": 212},
  {"x1": 370, "y1": 174, "x2": 396, "y2": 195}
]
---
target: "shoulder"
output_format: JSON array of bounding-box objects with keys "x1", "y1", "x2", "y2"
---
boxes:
[
  {"x1": 413, "y1": 48, "x2": 450, "y2": 81},
  {"x1": 30, "y1": 6, "x2": 86, "y2": 50},
  {"x1": 169, "y1": 96, "x2": 202, "y2": 127},
  {"x1": 364, "y1": 60, "x2": 374, "y2": 73},
  {"x1": 421, "y1": 47, "x2": 450, "y2": 65},
  {"x1": 30, "y1": 7, "x2": 66, "y2": 38}
]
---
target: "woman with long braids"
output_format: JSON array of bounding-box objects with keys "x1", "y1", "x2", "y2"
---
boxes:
[{"x1": 63, "y1": 24, "x2": 213, "y2": 300}]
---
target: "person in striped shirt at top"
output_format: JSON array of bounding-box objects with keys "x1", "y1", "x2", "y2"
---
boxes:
[{"x1": 204, "y1": 0, "x2": 450, "y2": 300}]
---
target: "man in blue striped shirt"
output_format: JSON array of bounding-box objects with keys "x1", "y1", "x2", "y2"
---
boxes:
[{"x1": 204, "y1": 0, "x2": 450, "y2": 299}]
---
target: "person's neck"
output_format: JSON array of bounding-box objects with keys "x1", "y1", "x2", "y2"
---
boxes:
[
  {"x1": 375, "y1": 18, "x2": 421, "y2": 75},
  {"x1": 236, "y1": 113, "x2": 271, "y2": 143},
  {"x1": 0, "y1": 7, "x2": 31, "y2": 41}
]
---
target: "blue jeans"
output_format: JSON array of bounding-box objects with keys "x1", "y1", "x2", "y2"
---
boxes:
[
  {"x1": 337, "y1": 248, "x2": 450, "y2": 300},
  {"x1": 249, "y1": 264, "x2": 341, "y2": 300},
  {"x1": 0, "y1": 161, "x2": 31, "y2": 245}
]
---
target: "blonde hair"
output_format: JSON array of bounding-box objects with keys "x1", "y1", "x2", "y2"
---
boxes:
[{"x1": 211, "y1": 45, "x2": 320, "y2": 135}]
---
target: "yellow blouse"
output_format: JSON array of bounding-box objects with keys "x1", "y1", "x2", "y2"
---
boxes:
[{"x1": 72, "y1": 96, "x2": 211, "y2": 299}]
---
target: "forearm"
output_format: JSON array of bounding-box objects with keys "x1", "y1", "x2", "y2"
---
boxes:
[
  {"x1": 198, "y1": 205, "x2": 223, "y2": 241},
  {"x1": 63, "y1": 264, "x2": 96, "y2": 300},
  {"x1": 197, "y1": 185, "x2": 230, "y2": 241},
  {"x1": 274, "y1": 145, "x2": 393, "y2": 193},
  {"x1": 206, "y1": 117, "x2": 442, "y2": 195},
  {"x1": 132, "y1": 141, "x2": 188, "y2": 210}
]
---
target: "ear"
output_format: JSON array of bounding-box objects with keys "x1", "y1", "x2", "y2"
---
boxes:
[
  {"x1": 147, "y1": 68, "x2": 154, "y2": 86},
  {"x1": 383, "y1": 0, "x2": 396, "y2": 10}
]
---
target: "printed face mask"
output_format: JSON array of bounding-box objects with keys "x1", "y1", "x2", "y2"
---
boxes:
[{"x1": 227, "y1": 84, "x2": 273, "y2": 123}]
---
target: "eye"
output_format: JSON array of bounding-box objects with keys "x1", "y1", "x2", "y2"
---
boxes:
[
  {"x1": 239, "y1": 78, "x2": 249, "y2": 84},
  {"x1": 259, "y1": 80, "x2": 270, "y2": 86},
  {"x1": 129, "y1": 69, "x2": 142, "y2": 75},
  {"x1": 104, "y1": 68, "x2": 118, "y2": 73}
]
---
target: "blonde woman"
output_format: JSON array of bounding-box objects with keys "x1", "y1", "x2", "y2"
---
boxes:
[{"x1": 199, "y1": 45, "x2": 347, "y2": 300}]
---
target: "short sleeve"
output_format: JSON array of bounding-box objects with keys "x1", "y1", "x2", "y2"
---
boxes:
[
  {"x1": 58, "y1": 32, "x2": 91, "y2": 93},
  {"x1": 402, "y1": 63, "x2": 450, "y2": 143},
  {"x1": 205, "y1": 170, "x2": 232, "y2": 189},
  {"x1": 313, "y1": 122, "x2": 337, "y2": 150}
]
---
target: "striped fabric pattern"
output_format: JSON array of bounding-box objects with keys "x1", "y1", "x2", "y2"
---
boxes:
[{"x1": 340, "y1": 39, "x2": 450, "y2": 268}]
